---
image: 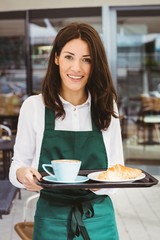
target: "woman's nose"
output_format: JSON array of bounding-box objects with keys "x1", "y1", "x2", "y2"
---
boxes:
[{"x1": 71, "y1": 60, "x2": 81, "y2": 71}]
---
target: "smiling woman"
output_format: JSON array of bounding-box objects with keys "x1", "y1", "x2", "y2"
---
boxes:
[
  {"x1": 55, "y1": 38, "x2": 91, "y2": 105},
  {"x1": 9, "y1": 22, "x2": 124, "y2": 240}
]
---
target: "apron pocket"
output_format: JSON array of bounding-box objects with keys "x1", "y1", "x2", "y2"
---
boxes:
[
  {"x1": 80, "y1": 196, "x2": 119, "y2": 240},
  {"x1": 33, "y1": 216, "x2": 67, "y2": 240},
  {"x1": 82, "y1": 215, "x2": 119, "y2": 240}
]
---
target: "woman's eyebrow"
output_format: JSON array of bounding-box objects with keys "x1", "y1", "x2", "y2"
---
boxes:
[
  {"x1": 83, "y1": 55, "x2": 91, "y2": 57},
  {"x1": 63, "y1": 51, "x2": 74, "y2": 55},
  {"x1": 63, "y1": 51, "x2": 91, "y2": 57}
]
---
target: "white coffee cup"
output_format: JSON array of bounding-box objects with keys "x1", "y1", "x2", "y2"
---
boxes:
[{"x1": 42, "y1": 159, "x2": 81, "y2": 182}]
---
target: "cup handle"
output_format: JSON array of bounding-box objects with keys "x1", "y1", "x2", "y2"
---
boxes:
[{"x1": 42, "y1": 164, "x2": 54, "y2": 176}]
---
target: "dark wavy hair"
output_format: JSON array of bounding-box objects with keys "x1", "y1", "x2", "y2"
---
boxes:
[{"x1": 42, "y1": 22, "x2": 118, "y2": 130}]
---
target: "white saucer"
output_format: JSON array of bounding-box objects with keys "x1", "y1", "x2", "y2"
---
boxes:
[{"x1": 43, "y1": 175, "x2": 89, "y2": 183}]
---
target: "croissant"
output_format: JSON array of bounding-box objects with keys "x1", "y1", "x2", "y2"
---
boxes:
[{"x1": 98, "y1": 164, "x2": 142, "y2": 180}]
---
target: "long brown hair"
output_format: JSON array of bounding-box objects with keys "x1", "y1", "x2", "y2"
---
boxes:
[{"x1": 42, "y1": 22, "x2": 118, "y2": 130}]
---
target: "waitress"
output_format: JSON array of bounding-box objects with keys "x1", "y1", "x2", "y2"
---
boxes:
[{"x1": 9, "y1": 23, "x2": 124, "y2": 240}]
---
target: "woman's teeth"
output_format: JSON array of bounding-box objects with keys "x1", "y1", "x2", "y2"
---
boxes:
[{"x1": 68, "y1": 75, "x2": 82, "y2": 79}]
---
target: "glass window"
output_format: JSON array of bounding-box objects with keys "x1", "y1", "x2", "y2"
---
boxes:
[
  {"x1": 117, "y1": 16, "x2": 160, "y2": 100},
  {"x1": 0, "y1": 19, "x2": 26, "y2": 118},
  {"x1": 117, "y1": 10, "x2": 160, "y2": 168}
]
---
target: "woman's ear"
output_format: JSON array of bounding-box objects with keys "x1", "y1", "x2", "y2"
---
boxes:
[{"x1": 55, "y1": 54, "x2": 59, "y2": 65}]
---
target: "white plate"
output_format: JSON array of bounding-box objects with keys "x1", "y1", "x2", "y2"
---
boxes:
[
  {"x1": 87, "y1": 172, "x2": 146, "y2": 183},
  {"x1": 43, "y1": 175, "x2": 89, "y2": 183}
]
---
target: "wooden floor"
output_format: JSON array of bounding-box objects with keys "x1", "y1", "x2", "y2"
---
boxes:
[{"x1": 0, "y1": 175, "x2": 159, "y2": 240}]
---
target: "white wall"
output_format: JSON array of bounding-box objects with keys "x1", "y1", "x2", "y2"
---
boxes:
[{"x1": 0, "y1": 0, "x2": 160, "y2": 12}]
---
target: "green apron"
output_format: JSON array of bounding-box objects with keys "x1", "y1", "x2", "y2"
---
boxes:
[{"x1": 33, "y1": 108, "x2": 119, "y2": 240}]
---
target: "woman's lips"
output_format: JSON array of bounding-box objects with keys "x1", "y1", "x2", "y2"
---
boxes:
[{"x1": 67, "y1": 74, "x2": 83, "y2": 80}]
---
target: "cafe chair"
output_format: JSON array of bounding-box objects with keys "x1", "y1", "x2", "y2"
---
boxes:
[
  {"x1": 0, "y1": 124, "x2": 12, "y2": 140},
  {"x1": 0, "y1": 124, "x2": 13, "y2": 178},
  {"x1": 137, "y1": 96, "x2": 160, "y2": 145},
  {"x1": 14, "y1": 193, "x2": 39, "y2": 240}
]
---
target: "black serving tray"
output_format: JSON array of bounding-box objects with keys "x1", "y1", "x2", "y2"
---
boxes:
[{"x1": 37, "y1": 170, "x2": 159, "y2": 189}]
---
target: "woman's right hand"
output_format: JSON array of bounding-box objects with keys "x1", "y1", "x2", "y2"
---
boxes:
[{"x1": 16, "y1": 167, "x2": 43, "y2": 191}]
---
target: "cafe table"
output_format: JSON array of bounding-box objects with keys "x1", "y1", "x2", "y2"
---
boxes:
[{"x1": 143, "y1": 115, "x2": 160, "y2": 144}]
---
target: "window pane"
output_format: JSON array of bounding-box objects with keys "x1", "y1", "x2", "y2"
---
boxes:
[
  {"x1": 0, "y1": 19, "x2": 26, "y2": 117},
  {"x1": 117, "y1": 13, "x2": 160, "y2": 166}
]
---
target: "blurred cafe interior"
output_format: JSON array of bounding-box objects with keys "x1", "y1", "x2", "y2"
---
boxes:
[{"x1": 0, "y1": 1, "x2": 160, "y2": 179}]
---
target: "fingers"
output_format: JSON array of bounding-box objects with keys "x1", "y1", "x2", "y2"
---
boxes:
[
  {"x1": 83, "y1": 188, "x2": 99, "y2": 192},
  {"x1": 30, "y1": 168, "x2": 42, "y2": 181},
  {"x1": 17, "y1": 167, "x2": 43, "y2": 191},
  {"x1": 90, "y1": 188, "x2": 99, "y2": 192},
  {"x1": 24, "y1": 182, "x2": 43, "y2": 191}
]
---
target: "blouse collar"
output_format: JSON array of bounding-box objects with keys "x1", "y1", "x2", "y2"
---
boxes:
[{"x1": 59, "y1": 92, "x2": 91, "y2": 110}]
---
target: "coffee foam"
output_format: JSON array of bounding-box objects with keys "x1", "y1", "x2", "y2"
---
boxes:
[{"x1": 52, "y1": 159, "x2": 80, "y2": 163}]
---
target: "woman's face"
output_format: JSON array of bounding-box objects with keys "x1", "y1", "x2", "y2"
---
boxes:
[{"x1": 55, "y1": 38, "x2": 91, "y2": 96}]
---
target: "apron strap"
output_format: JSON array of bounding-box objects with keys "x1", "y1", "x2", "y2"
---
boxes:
[
  {"x1": 67, "y1": 202, "x2": 93, "y2": 240},
  {"x1": 91, "y1": 119, "x2": 98, "y2": 131},
  {"x1": 45, "y1": 107, "x2": 55, "y2": 130}
]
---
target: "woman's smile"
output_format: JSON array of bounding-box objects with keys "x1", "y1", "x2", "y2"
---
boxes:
[{"x1": 67, "y1": 74, "x2": 84, "y2": 80}]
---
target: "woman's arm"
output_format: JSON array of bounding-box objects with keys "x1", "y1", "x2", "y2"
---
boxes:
[
  {"x1": 9, "y1": 96, "x2": 42, "y2": 190},
  {"x1": 107, "y1": 101, "x2": 124, "y2": 167}
]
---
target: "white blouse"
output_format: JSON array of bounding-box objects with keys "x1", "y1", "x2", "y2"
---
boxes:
[{"x1": 9, "y1": 93, "x2": 124, "y2": 195}]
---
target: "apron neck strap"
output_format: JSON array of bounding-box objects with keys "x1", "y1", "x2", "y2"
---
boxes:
[
  {"x1": 45, "y1": 107, "x2": 55, "y2": 130},
  {"x1": 91, "y1": 118, "x2": 98, "y2": 131}
]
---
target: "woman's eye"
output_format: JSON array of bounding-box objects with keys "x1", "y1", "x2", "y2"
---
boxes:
[
  {"x1": 83, "y1": 58, "x2": 91, "y2": 63},
  {"x1": 65, "y1": 55, "x2": 73, "y2": 60}
]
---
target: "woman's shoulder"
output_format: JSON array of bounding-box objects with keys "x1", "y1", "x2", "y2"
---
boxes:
[
  {"x1": 20, "y1": 94, "x2": 45, "y2": 112},
  {"x1": 23, "y1": 93, "x2": 44, "y2": 106}
]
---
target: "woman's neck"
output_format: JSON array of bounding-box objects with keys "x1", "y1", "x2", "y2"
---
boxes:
[{"x1": 60, "y1": 91, "x2": 88, "y2": 106}]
